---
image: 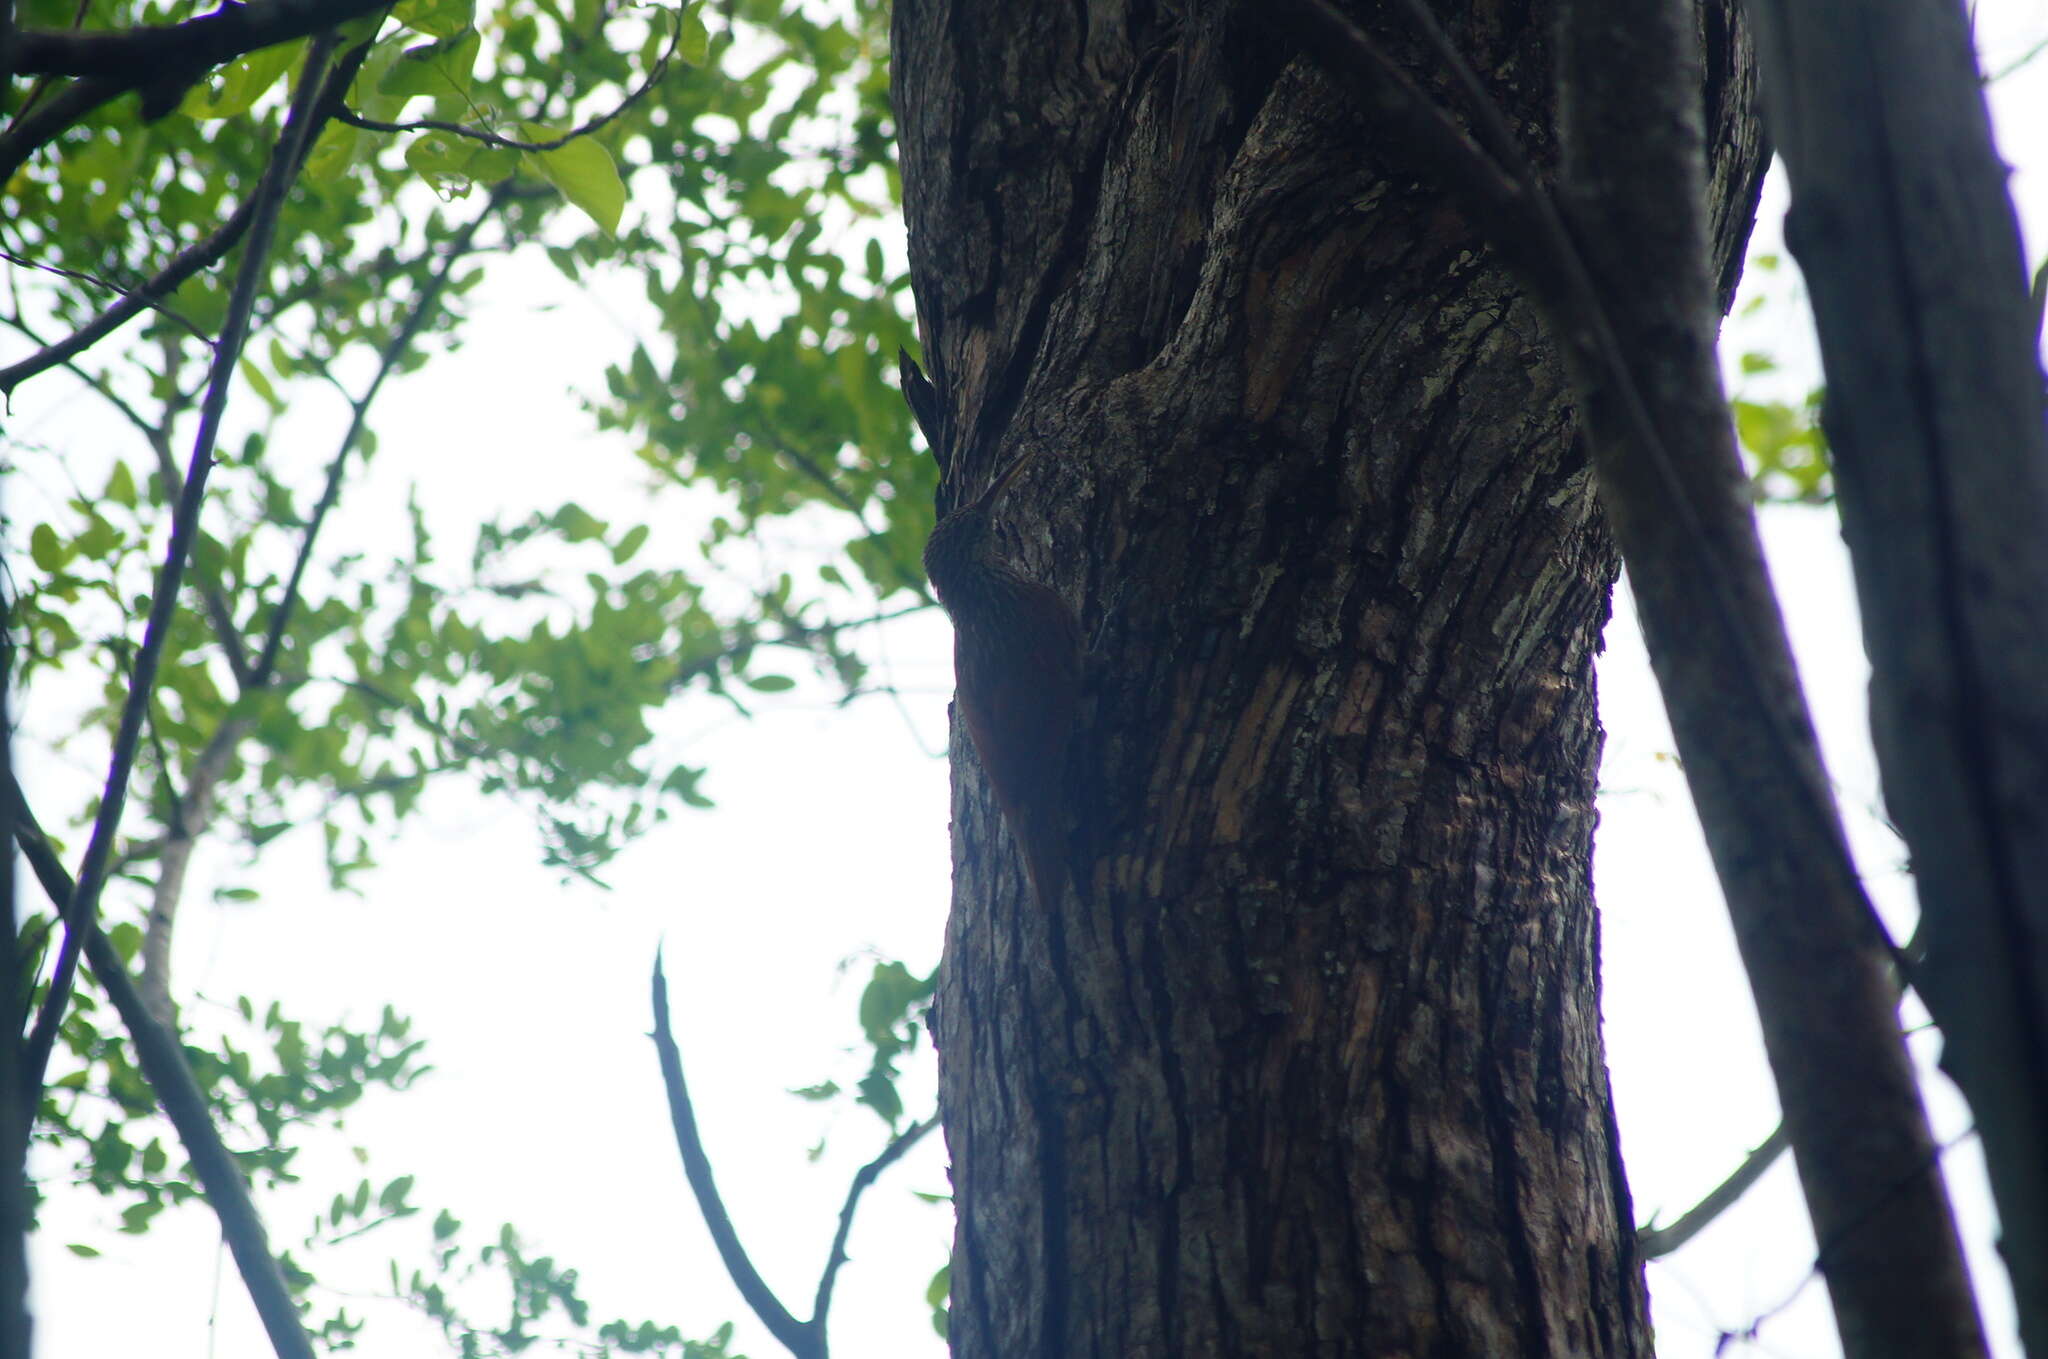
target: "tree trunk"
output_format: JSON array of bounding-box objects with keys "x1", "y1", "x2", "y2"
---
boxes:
[{"x1": 894, "y1": 2, "x2": 1763, "y2": 1353}]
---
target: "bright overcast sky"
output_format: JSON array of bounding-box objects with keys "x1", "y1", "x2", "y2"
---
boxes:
[{"x1": 14, "y1": 4, "x2": 2048, "y2": 1355}]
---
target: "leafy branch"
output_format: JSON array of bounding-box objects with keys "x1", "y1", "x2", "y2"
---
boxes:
[
  {"x1": 23, "y1": 31, "x2": 341, "y2": 1100},
  {"x1": 337, "y1": 4, "x2": 687, "y2": 154},
  {"x1": 11, "y1": 33, "x2": 349, "y2": 1359},
  {"x1": 0, "y1": 35, "x2": 375, "y2": 397}
]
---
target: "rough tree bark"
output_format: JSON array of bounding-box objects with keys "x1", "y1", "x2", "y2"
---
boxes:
[{"x1": 896, "y1": 1, "x2": 1763, "y2": 1354}]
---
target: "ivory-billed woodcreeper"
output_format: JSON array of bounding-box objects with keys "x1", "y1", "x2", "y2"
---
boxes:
[{"x1": 908, "y1": 355, "x2": 1082, "y2": 906}]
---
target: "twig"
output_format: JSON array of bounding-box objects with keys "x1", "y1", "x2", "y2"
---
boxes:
[
  {"x1": 651, "y1": 952, "x2": 822, "y2": 1359},
  {"x1": 22, "y1": 28, "x2": 337, "y2": 1126},
  {"x1": 811, "y1": 1115, "x2": 938, "y2": 1332},
  {"x1": 251, "y1": 188, "x2": 504, "y2": 686},
  {"x1": 1, "y1": 179, "x2": 247, "y2": 398},
  {"x1": 1638, "y1": 1122, "x2": 1790, "y2": 1258},
  {"x1": 0, "y1": 247, "x2": 213, "y2": 343},
  {"x1": 335, "y1": 5, "x2": 683, "y2": 153},
  {"x1": 760, "y1": 437, "x2": 935, "y2": 605},
  {"x1": 7, "y1": 783, "x2": 317, "y2": 1359},
  {"x1": 671, "y1": 602, "x2": 936, "y2": 689},
  {"x1": 0, "y1": 311, "x2": 168, "y2": 448}
]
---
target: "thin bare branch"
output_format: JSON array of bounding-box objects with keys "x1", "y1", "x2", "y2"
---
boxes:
[
  {"x1": 1638, "y1": 1123, "x2": 1790, "y2": 1258},
  {"x1": 137, "y1": 717, "x2": 248, "y2": 1025},
  {"x1": 0, "y1": 311, "x2": 164, "y2": 445},
  {"x1": 651, "y1": 952, "x2": 822, "y2": 1359},
  {"x1": 812, "y1": 1114, "x2": 938, "y2": 1333},
  {"x1": 0, "y1": 247, "x2": 213, "y2": 343}
]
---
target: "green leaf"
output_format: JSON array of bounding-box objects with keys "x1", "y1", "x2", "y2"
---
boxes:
[
  {"x1": 106, "y1": 921, "x2": 143, "y2": 965},
  {"x1": 395, "y1": 0, "x2": 473, "y2": 39},
  {"x1": 405, "y1": 130, "x2": 483, "y2": 195},
  {"x1": 555, "y1": 503, "x2": 606, "y2": 542},
  {"x1": 610, "y1": 524, "x2": 649, "y2": 564},
  {"x1": 859, "y1": 960, "x2": 921, "y2": 1041},
  {"x1": 66, "y1": 1244, "x2": 100, "y2": 1259},
  {"x1": 105, "y1": 461, "x2": 138, "y2": 508},
  {"x1": 74, "y1": 516, "x2": 119, "y2": 562},
  {"x1": 379, "y1": 1175, "x2": 415, "y2": 1211},
  {"x1": 28, "y1": 523, "x2": 64, "y2": 571},
  {"x1": 303, "y1": 125, "x2": 364, "y2": 182},
  {"x1": 856, "y1": 1070, "x2": 902, "y2": 1125},
  {"x1": 927, "y1": 1262, "x2": 950, "y2": 1338},
  {"x1": 241, "y1": 358, "x2": 282, "y2": 410},
  {"x1": 677, "y1": 9, "x2": 711, "y2": 66},
  {"x1": 379, "y1": 27, "x2": 480, "y2": 100},
  {"x1": 745, "y1": 674, "x2": 795, "y2": 692},
  {"x1": 519, "y1": 126, "x2": 627, "y2": 236},
  {"x1": 179, "y1": 40, "x2": 304, "y2": 119}
]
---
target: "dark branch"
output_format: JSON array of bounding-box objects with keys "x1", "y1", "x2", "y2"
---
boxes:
[
  {"x1": 10, "y1": 0, "x2": 385, "y2": 81},
  {"x1": 811, "y1": 1114, "x2": 938, "y2": 1333},
  {"x1": 1638, "y1": 1122, "x2": 1790, "y2": 1258},
  {"x1": 651, "y1": 952, "x2": 822, "y2": 1359},
  {"x1": 8, "y1": 783, "x2": 317, "y2": 1359},
  {"x1": 0, "y1": 568, "x2": 32, "y2": 1357}
]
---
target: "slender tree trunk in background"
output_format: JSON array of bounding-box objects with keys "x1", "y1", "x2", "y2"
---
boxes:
[
  {"x1": 1747, "y1": 1, "x2": 2048, "y2": 1346},
  {"x1": 895, "y1": 1, "x2": 1764, "y2": 1353}
]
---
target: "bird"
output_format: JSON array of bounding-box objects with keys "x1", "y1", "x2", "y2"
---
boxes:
[{"x1": 905, "y1": 352, "x2": 1082, "y2": 907}]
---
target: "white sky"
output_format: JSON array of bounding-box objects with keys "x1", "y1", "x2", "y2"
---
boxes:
[{"x1": 13, "y1": 3, "x2": 2048, "y2": 1355}]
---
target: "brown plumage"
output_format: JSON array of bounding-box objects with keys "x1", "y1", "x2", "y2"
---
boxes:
[{"x1": 923, "y1": 453, "x2": 1082, "y2": 907}]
